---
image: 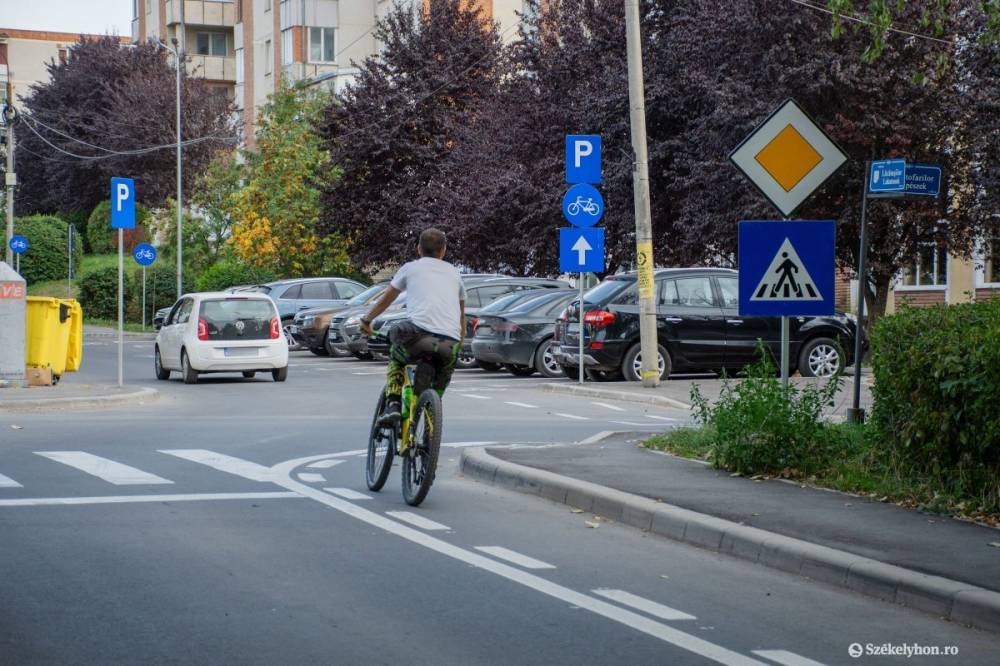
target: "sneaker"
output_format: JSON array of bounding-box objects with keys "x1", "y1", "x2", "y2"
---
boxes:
[{"x1": 377, "y1": 400, "x2": 402, "y2": 428}]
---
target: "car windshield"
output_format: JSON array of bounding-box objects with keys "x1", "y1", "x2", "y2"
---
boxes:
[
  {"x1": 479, "y1": 290, "x2": 546, "y2": 314},
  {"x1": 242, "y1": 285, "x2": 272, "y2": 295},
  {"x1": 348, "y1": 283, "x2": 387, "y2": 306},
  {"x1": 199, "y1": 298, "x2": 275, "y2": 341},
  {"x1": 582, "y1": 278, "x2": 632, "y2": 304},
  {"x1": 509, "y1": 291, "x2": 573, "y2": 315}
]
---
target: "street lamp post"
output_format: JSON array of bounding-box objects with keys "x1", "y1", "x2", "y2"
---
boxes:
[{"x1": 158, "y1": 38, "x2": 184, "y2": 299}]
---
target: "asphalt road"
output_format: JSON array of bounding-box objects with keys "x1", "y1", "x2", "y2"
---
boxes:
[{"x1": 0, "y1": 338, "x2": 997, "y2": 665}]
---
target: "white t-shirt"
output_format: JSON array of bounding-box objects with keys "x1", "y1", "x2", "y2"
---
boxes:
[{"x1": 390, "y1": 257, "x2": 466, "y2": 340}]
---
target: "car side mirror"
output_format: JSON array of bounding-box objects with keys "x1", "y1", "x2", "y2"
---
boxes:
[{"x1": 154, "y1": 321, "x2": 163, "y2": 331}]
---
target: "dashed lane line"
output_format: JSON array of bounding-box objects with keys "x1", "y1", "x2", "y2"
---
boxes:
[
  {"x1": 324, "y1": 487, "x2": 372, "y2": 500},
  {"x1": 385, "y1": 511, "x2": 451, "y2": 531},
  {"x1": 554, "y1": 413, "x2": 589, "y2": 421},
  {"x1": 460, "y1": 394, "x2": 491, "y2": 400},
  {"x1": 475, "y1": 546, "x2": 556, "y2": 570},
  {"x1": 0, "y1": 492, "x2": 301, "y2": 508},
  {"x1": 35, "y1": 452, "x2": 174, "y2": 486},
  {"x1": 751, "y1": 650, "x2": 827, "y2": 666},
  {"x1": 0, "y1": 472, "x2": 23, "y2": 488},
  {"x1": 645, "y1": 415, "x2": 680, "y2": 422},
  {"x1": 592, "y1": 401, "x2": 626, "y2": 412},
  {"x1": 159, "y1": 449, "x2": 272, "y2": 482},
  {"x1": 592, "y1": 589, "x2": 697, "y2": 621},
  {"x1": 504, "y1": 401, "x2": 539, "y2": 409}
]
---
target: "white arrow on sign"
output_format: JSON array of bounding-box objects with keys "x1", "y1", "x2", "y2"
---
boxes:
[{"x1": 572, "y1": 236, "x2": 592, "y2": 264}]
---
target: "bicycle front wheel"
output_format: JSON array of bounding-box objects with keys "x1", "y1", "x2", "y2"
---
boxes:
[
  {"x1": 366, "y1": 389, "x2": 395, "y2": 491},
  {"x1": 401, "y1": 389, "x2": 442, "y2": 506}
]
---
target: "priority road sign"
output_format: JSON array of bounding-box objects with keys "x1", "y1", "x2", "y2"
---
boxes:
[
  {"x1": 738, "y1": 220, "x2": 835, "y2": 317},
  {"x1": 111, "y1": 177, "x2": 136, "y2": 229},
  {"x1": 565, "y1": 135, "x2": 602, "y2": 184},
  {"x1": 729, "y1": 99, "x2": 847, "y2": 218},
  {"x1": 562, "y1": 183, "x2": 604, "y2": 227},
  {"x1": 559, "y1": 227, "x2": 605, "y2": 273},
  {"x1": 869, "y1": 160, "x2": 906, "y2": 194}
]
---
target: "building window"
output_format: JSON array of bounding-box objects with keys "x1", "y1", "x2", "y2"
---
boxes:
[
  {"x1": 309, "y1": 27, "x2": 336, "y2": 63},
  {"x1": 132, "y1": 0, "x2": 139, "y2": 20},
  {"x1": 985, "y1": 224, "x2": 1000, "y2": 284},
  {"x1": 265, "y1": 40, "x2": 272, "y2": 74},
  {"x1": 901, "y1": 242, "x2": 948, "y2": 287},
  {"x1": 58, "y1": 48, "x2": 68, "y2": 65},
  {"x1": 196, "y1": 32, "x2": 228, "y2": 57},
  {"x1": 236, "y1": 0, "x2": 242, "y2": 22}
]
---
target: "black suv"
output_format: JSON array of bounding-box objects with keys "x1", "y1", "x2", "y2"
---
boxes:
[{"x1": 552, "y1": 268, "x2": 865, "y2": 380}]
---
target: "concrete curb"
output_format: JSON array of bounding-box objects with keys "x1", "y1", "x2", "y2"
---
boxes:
[
  {"x1": 0, "y1": 387, "x2": 160, "y2": 412},
  {"x1": 541, "y1": 382, "x2": 691, "y2": 410},
  {"x1": 460, "y1": 446, "x2": 1000, "y2": 634}
]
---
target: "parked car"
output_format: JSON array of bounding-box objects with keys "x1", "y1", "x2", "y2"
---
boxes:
[
  {"x1": 289, "y1": 282, "x2": 389, "y2": 356},
  {"x1": 472, "y1": 290, "x2": 577, "y2": 377},
  {"x1": 154, "y1": 292, "x2": 289, "y2": 384},
  {"x1": 464, "y1": 288, "x2": 569, "y2": 371},
  {"x1": 552, "y1": 268, "x2": 866, "y2": 381},
  {"x1": 242, "y1": 278, "x2": 368, "y2": 321}
]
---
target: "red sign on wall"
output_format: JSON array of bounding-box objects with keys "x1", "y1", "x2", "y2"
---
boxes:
[{"x1": 0, "y1": 282, "x2": 26, "y2": 299}]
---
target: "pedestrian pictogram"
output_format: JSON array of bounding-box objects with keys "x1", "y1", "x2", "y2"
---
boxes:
[{"x1": 750, "y1": 238, "x2": 823, "y2": 301}]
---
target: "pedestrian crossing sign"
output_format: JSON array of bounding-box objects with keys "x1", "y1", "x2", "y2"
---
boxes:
[{"x1": 738, "y1": 220, "x2": 835, "y2": 316}]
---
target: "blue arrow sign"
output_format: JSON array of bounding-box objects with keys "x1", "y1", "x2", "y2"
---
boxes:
[
  {"x1": 560, "y1": 227, "x2": 605, "y2": 273},
  {"x1": 869, "y1": 160, "x2": 906, "y2": 193},
  {"x1": 904, "y1": 164, "x2": 942, "y2": 198},
  {"x1": 565, "y1": 135, "x2": 601, "y2": 184},
  {"x1": 132, "y1": 243, "x2": 157, "y2": 266},
  {"x1": 110, "y1": 177, "x2": 136, "y2": 229},
  {"x1": 738, "y1": 220, "x2": 835, "y2": 317},
  {"x1": 8, "y1": 235, "x2": 28, "y2": 255},
  {"x1": 562, "y1": 184, "x2": 604, "y2": 228}
]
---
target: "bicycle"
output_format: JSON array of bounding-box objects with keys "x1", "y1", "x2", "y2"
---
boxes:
[
  {"x1": 566, "y1": 196, "x2": 600, "y2": 217},
  {"x1": 366, "y1": 361, "x2": 443, "y2": 506}
]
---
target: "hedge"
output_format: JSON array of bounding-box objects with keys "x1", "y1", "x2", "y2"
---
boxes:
[
  {"x1": 12, "y1": 214, "x2": 83, "y2": 284},
  {"x1": 86, "y1": 201, "x2": 148, "y2": 254},
  {"x1": 127, "y1": 265, "x2": 192, "y2": 323},
  {"x1": 195, "y1": 260, "x2": 277, "y2": 292},
  {"x1": 79, "y1": 266, "x2": 134, "y2": 320},
  {"x1": 870, "y1": 299, "x2": 1000, "y2": 483}
]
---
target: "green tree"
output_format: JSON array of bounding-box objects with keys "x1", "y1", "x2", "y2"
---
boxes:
[{"x1": 190, "y1": 149, "x2": 244, "y2": 264}]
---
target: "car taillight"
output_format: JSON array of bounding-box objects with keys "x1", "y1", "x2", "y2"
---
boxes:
[
  {"x1": 197, "y1": 318, "x2": 209, "y2": 341},
  {"x1": 495, "y1": 323, "x2": 519, "y2": 333},
  {"x1": 584, "y1": 310, "x2": 616, "y2": 328},
  {"x1": 471, "y1": 317, "x2": 480, "y2": 333},
  {"x1": 270, "y1": 317, "x2": 280, "y2": 339}
]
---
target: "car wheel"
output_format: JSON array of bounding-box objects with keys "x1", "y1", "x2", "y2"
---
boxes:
[
  {"x1": 284, "y1": 326, "x2": 303, "y2": 351},
  {"x1": 587, "y1": 368, "x2": 624, "y2": 382},
  {"x1": 181, "y1": 350, "x2": 198, "y2": 385},
  {"x1": 560, "y1": 364, "x2": 580, "y2": 379},
  {"x1": 272, "y1": 366, "x2": 289, "y2": 382},
  {"x1": 798, "y1": 337, "x2": 844, "y2": 378},
  {"x1": 154, "y1": 346, "x2": 170, "y2": 380},
  {"x1": 353, "y1": 351, "x2": 374, "y2": 361},
  {"x1": 533, "y1": 339, "x2": 564, "y2": 379},
  {"x1": 506, "y1": 364, "x2": 536, "y2": 377},
  {"x1": 325, "y1": 332, "x2": 350, "y2": 357},
  {"x1": 478, "y1": 361, "x2": 502, "y2": 372},
  {"x1": 309, "y1": 346, "x2": 329, "y2": 357},
  {"x1": 242, "y1": 371, "x2": 256, "y2": 379},
  {"x1": 621, "y1": 343, "x2": 670, "y2": 382},
  {"x1": 455, "y1": 350, "x2": 478, "y2": 369}
]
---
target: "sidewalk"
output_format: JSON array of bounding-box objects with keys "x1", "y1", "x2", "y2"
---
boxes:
[
  {"x1": 543, "y1": 373, "x2": 873, "y2": 419},
  {"x1": 0, "y1": 383, "x2": 158, "y2": 412},
  {"x1": 83, "y1": 324, "x2": 157, "y2": 340},
  {"x1": 461, "y1": 433, "x2": 1000, "y2": 633}
]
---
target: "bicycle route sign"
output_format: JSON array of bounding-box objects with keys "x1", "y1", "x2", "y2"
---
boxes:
[
  {"x1": 738, "y1": 220, "x2": 835, "y2": 317},
  {"x1": 8, "y1": 235, "x2": 28, "y2": 255},
  {"x1": 132, "y1": 243, "x2": 157, "y2": 266},
  {"x1": 562, "y1": 183, "x2": 604, "y2": 228}
]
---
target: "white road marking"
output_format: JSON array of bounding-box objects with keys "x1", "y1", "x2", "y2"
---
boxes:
[
  {"x1": 475, "y1": 546, "x2": 556, "y2": 570},
  {"x1": 297, "y1": 473, "x2": 325, "y2": 483},
  {"x1": 504, "y1": 401, "x2": 539, "y2": 409},
  {"x1": 351, "y1": 371, "x2": 384, "y2": 376},
  {"x1": 645, "y1": 415, "x2": 679, "y2": 422},
  {"x1": 592, "y1": 589, "x2": 697, "y2": 621},
  {"x1": 35, "y1": 452, "x2": 173, "y2": 485},
  {"x1": 307, "y1": 459, "x2": 345, "y2": 469},
  {"x1": 159, "y1": 449, "x2": 271, "y2": 482},
  {"x1": 752, "y1": 650, "x2": 827, "y2": 666},
  {"x1": 272, "y1": 456, "x2": 762, "y2": 666},
  {"x1": 324, "y1": 487, "x2": 372, "y2": 500},
  {"x1": 0, "y1": 472, "x2": 23, "y2": 488},
  {"x1": 611, "y1": 421, "x2": 666, "y2": 427},
  {"x1": 460, "y1": 394, "x2": 491, "y2": 400},
  {"x1": 554, "y1": 413, "x2": 589, "y2": 421},
  {"x1": 0, "y1": 492, "x2": 301, "y2": 507},
  {"x1": 592, "y1": 401, "x2": 626, "y2": 412},
  {"x1": 385, "y1": 511, "x2": 450, "y2": 531},
  {"x1": 331, "y1": 449, "x2": 367, "y2": 458},
  {"x1": 442, "y1": 441, "x2": 498, "y2": 448}
]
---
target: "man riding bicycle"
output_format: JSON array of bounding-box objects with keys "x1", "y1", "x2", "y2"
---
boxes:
[{"x1": 359, "y1": 228, "x2": 465, "y2": 427}]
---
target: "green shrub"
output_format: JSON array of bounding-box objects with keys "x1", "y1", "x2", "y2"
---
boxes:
[
  {"x1": 86, "y1": 201, "x2": 148, "y2": 254},
  {"x1": 79, "y1": 266, "x2": 133, "y2": 320},
  {"x1": 691, "y1": 345, "x2": 843, "y2": 476},
  {"x1": 12, "y1": 214, "x2": 83, "y2": 284},
  {"x1": 195, "y1": 260, "x2": 277, "y2": 292},
  {"x1": 870, "y1": 300, "x2": 1000, "y2": 485},
  {"x1": 62, "y1": 209, "x2": 91, "y2": 253},
  {"x1": 127, "y1": 264, "x2": 192, "y2": 323}
]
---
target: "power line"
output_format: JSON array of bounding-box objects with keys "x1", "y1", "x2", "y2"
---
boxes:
[{"x1": 789, "y1": 0, "x2": 955, "y2": 46}]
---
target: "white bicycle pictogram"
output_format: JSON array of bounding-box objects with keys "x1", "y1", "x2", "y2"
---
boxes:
[{"x1": 567, "y1": 196, "x2": 601, "y2": 217}]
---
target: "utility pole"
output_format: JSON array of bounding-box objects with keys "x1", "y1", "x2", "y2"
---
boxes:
[
  {"x1": 4, "y1": 78, "x2": 14, "y2": 266},
  {"x1": 158, "y1": 37, "x2": 184, "y2": 298},
  {"x1": 624, "y1": 0, "x2": 659, "y2": 388}
]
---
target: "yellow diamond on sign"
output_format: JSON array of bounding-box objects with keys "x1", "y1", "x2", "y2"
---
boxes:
[{"x1": 754, "y1": 125, "x2": 823, "y2": 192}]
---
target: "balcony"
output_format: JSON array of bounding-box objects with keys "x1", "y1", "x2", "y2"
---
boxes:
[
  {"x1": 167, "y1": 0, "x2": 235, "y2": 28},
  {"x1": 186, "y1": 54, "x2": 237, "y2": 82},
  {"x1": 280, "y1": 0, "x2": 338, "y2": 30}
]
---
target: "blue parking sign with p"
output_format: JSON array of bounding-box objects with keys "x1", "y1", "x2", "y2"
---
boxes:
[
  {"x1": 565, "y1": 135, "x2": 601, "y2": 184},
  {"x1": 111, "y1": 177, "x2": 136, "y2": 229}
]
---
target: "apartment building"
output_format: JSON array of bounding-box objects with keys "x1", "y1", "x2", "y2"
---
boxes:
[{"x1": 133, "y1": 1, "x2": 524, "y2": 144}]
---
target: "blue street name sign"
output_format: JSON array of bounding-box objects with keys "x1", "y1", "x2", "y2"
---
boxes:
[
  {"x1": 133, "y1": 243, "x2": 157, "y2": 266},
  {"x1": 562, "y1": 183, "x2": 604, "y2": 227},
  {"x1": 904, "y1": 164, "x2": 942, "y2": 198},
  {"x1": 8, "y1": 235, "x2": 28, "y2": 255},
  {"x1": 565, "y1": 135, "x2": 602, "y2": 184},
  {"x1": 560, "y1": 227, "x2": 605, "y2": 273},
  {"x1": 110, "y1": 177, "x2": 136, "y2": 229},
  {"x1": 869, "y1": 160, "x2": 906, "y2": 193},
  {"x1": 738, "y1": 220, "x2": 835, "y2": 317}
]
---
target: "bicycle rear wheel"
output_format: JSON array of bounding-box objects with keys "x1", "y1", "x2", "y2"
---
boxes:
[
  {"x1": 401, "y1": 389, "x2": 442, "y2": 506},
  {"x1": 366, "y1": 389, "x2": 395, "y2": 491}
]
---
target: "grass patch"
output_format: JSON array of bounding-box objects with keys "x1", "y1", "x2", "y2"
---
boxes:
[
  {"x1": 26, "y1": 254, "x2": 119, "y2": 299},
  {"x1": 84, "y1": 318, "x2": 153, "y2": 334}
]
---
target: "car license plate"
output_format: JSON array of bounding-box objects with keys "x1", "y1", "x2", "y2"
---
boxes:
[
  {"x1": 224, "y1": 347, "x2": 258, "y2": 358},
  {"x1": 287, "y1": 325, "x2": 299, "y2": 334}
]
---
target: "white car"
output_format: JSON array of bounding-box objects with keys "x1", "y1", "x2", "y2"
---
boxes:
[{"x1": 154, "y1": 292, "x2": 289, "y2": 384}]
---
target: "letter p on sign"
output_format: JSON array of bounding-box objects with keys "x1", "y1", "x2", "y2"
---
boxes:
[
  {"x1": 565, "y1": 135, "x2": 601, "y2": 184},
  {"x1": 110, "y1": 177, "x2": 137, "y2": 229}
]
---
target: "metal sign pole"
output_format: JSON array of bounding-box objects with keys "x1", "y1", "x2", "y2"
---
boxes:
[
  {"x1": 118, "y1": 228, "x2": 124, "y2": 388},
  {"x1": 15, "y1": 254, "x2": 19, "y2": 274},
  {"x1": 142, "y1": 266, "x2": 147, "y2": 331},
  {"x1": 780, "y1": 317, "x2": 790, "y2": 388},
  {"x1": 579, "y1": 274, "x2": 585, "y2": 384},
  {"x1": 848, "y1": 162, "x2": 871, "y2": 423}
]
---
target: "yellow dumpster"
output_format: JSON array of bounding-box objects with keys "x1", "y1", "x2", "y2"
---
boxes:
[
  {"x1": 25, "y1": 296, "x2": 78, "y2": 381},
  {"x1": 64, "y1": 299, "x2": 83, "y2": 372}
]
